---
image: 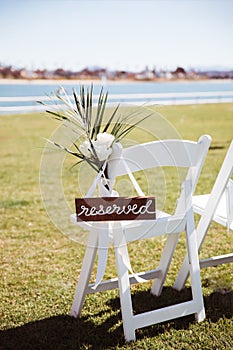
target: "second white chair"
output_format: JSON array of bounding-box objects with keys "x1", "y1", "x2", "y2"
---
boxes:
[{"x1": 174, "y1": 140, "x2": 233, "y2": 291}]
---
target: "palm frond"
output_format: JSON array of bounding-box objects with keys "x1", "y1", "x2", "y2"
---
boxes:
[
  {"x1": 44, "y1": 138, "x2": 84, "y2": 159},
  {"x1": 116, "y1": 113, "x2": 153, "y2": 141},
  {"x1": 91, "y1": 87, "x2": 104, "y2": 139},
  {"x1": 45, "y1": 110, "x2": 69, "y2": 121},
  {"x1": 94, "y1": 91, "x2": 108, "y2": 137},
  {"x1": 73, "y1": 88, "x2": 83, "y2": 118},
  {"x1": 87, "y1": 84, "x2": 93, "y2": 134},
  {"x1": 102, "y1": 104, "x2": 120, "y2": 133},
  {"x1": 40, "y1": 84, "x2": 152, "y2": 173}
]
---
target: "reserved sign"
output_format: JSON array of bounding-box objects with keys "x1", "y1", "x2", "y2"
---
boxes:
[{"x1": 75, "y1": 196, "x2": 156, "y2": 222}]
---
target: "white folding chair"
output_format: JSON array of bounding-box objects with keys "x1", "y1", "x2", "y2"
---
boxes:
[
  {"x1": 70, "y1": 135, "x2": 211, "y2": 341},
  {"x1": 174, "y1": 140, "x2": 233, "y2": 291}
]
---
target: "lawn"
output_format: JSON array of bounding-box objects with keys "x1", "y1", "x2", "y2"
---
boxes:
[{"x1": 1, "y1": 103, "x2": 233, "y2": 349}]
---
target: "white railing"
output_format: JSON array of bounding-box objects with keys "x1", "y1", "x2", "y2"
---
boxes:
[{"x1": 0, "y1": 91, "x2": 233, "y2": 113}]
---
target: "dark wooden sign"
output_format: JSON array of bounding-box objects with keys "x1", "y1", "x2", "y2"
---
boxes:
[{"x1": 75, "y1": 197, "x2": 156, "y2": 222}]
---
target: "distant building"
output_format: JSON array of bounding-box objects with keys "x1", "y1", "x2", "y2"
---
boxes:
[
  {"x1": 135, "y1": 66, "x2": 156, "y2": 80},
  {"x1": 172, "y1": 67, "x2": 186, "y2": 79},
  {"x1": 0, "y1": 63, "x2": 232, "y2": 81}
]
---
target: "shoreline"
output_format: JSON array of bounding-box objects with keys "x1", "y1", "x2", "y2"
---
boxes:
[{"x1": 0, "y1": 78, "x2": 232, "y2": 85}]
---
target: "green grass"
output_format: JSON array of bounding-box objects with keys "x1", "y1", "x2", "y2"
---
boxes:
[{"x1": 1, "y1": 104, "x2": 233, "y2": 349}]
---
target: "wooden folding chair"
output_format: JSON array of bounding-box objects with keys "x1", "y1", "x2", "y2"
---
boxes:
[
  {"x1": 70, "y1": 135, "x2": 211, "y2": 341},
  {"x1": 174, "y1": 140, "x2": 233, "y2": 291}
]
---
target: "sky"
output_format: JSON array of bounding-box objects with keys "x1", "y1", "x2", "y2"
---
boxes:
[{"x1": 0, "y1": 0, "x2": 233, "y2": 72}]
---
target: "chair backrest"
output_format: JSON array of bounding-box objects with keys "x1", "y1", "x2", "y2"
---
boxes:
[
  {"x1": 199, "y1": 140, "x2": 233, "y2": 234},
  {"x1": 108, "y1": 136, "x2": 211, "y2": 211}
]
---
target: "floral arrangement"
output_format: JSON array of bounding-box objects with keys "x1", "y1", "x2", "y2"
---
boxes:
[{"x1": 40, "y1": 85, "x2": 151, "y2": 174}]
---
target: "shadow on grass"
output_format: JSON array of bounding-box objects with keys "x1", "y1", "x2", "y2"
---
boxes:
[{"x1": 1, "y1": 287, "x2": 232, "y2": 350}]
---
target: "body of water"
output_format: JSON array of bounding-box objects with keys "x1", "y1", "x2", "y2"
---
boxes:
[{"x1": 0, "y1": 79, "x2": 233, "y2": 113}]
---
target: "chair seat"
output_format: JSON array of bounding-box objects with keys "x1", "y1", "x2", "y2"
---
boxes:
[
  {"x1": 70, "y1": 209, "x2": 184, "y2": 243},
  {"x1": 193, "y1": 193, "x2": 233, "y2": 230}
]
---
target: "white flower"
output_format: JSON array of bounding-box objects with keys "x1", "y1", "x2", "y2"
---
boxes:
[
  {"x1": 80, "y1": 132, "x2": 115, "y2": 162},
  {"x1": 80, "y1": 140, "x2": 91, "y2": 158},
  {"x1": 96, "y1": 133, "x2": 115, "y2": 148},
  {"x1": 93, "y1": 142, "x2": 112, "y2": 161},
  {"x1": 94, "y1": 133, "x2": 115, "y2": 161}
]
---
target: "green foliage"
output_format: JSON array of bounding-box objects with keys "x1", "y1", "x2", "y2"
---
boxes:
[{"x1": 0, "y1": 103, "x2": 233, "y2": 349}]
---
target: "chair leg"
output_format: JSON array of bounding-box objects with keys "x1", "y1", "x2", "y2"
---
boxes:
[
  {"x1": 70, "y1": 229, "x2": 98, "y2": 318},
  {"x1": 173, "y1": 255, "x2": 189, "y2": 291},
  {"x1": 173, "y1": 215, "x2": 209, "y2": 291},
  {"x1": 113, "y1": 226, "x2": 135, "y2": 342},
  {"x1": 185, "y1": 211, "x2": 205, "y2": 322},
  {"x1": 195, "y1": 306, "x2": 206, "y2": 322},
  {"x1": 151, "y1": 233, "x2": 180, "y2": 296}
]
